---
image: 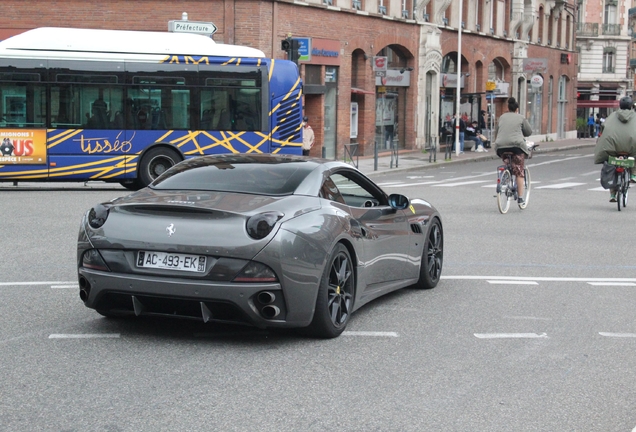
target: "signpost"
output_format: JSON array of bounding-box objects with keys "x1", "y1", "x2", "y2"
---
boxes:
[
  {"x1": 372, "y1": 56, "x2": 387, "y2": 170},
  {"x1": 168, "y1": 13, "x2": 217, "y2": 36}
]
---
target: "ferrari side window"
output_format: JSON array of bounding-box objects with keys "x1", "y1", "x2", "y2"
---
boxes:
[
  {"x1": 320, "y1": 177, "x2": 346, "y2": 204},
  {"x1": 330, "y1": 173, "x2": 380, "y2": 207}
]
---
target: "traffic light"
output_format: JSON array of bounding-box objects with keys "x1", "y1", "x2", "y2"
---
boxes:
[{"x1": 281, "y1": 37, "x2": 300, "y2": 65}]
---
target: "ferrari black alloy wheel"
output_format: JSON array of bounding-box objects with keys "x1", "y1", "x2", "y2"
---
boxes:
[
  {"x1": 414, "y1": 218, "x2": 443, "y2": 289},
  {"x1": 304, "y1": 243, "x2": 355, "y2": 338}
]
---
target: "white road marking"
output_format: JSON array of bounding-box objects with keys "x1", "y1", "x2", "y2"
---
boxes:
[
  {"x1": 474, "y1": 333, "x2": 548, "y2": 339},
  {"x1": 527, "y1": 154, "x2": 591, "y2": 168},
  {"x1": 51, "y1": 285, "x2": 78, "y2": 289},
  {"x1": 599, "y1": 332, "x2": 636, "y2": 338},
  {"x1": 442, "y1": 276, "x2": 636, "y2": 283},
  {"x1": 487, "y1": 280, "x2": 539, "y2": 285},
  {"x1": 503, "y1": 315, "x2": 552, "y2": 321},
  {"x1": 0, "y1": 281, "x2": 75, "y2": 286},
  {"x1": 535, "y1": 182, "x2": 586, "y2": 189},
  {"x1": 382, "y1": 181, "x2": 444, "y2": 187},
  {"x1": 49, "y1": 334, "x2": 120, "y2": 339},
  {"x1": 580, "y1": 171, "x2": 600, "y2": 176},
  {"x1": 588, "y1": 282, "x2": 636, "y2": 286},
  {"x1": 434, "y1": 180, "x2": 489, "y2": 187},
  {"x1": 588, "y1": 187, "x2": 607, "y2": 191},
  {"x1": 342, "y1": 331, "x2": 399, "y2": 337}
]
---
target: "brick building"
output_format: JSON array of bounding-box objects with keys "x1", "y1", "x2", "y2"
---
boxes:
[{"x1": 0, "y1": 0, "x2": 578, "y2": 157}]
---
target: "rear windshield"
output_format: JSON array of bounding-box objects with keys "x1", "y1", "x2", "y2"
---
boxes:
[{"x1": 150, "y1": 156, "x2": 315, "y2": 195}]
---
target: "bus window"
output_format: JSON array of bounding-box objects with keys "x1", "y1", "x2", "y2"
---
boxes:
[
  {"x1": 51, "y1": 74, "x2": 123, "y2": 130},
  {"x1": 202, "y1": 74, "x2": 262, "y2": 131},
  {"x1": 0, "y1": 73, "x2": 46, "y2": 128},
  {"x1": 130, "y1": 76, "x2": 191, "y2": 130}
]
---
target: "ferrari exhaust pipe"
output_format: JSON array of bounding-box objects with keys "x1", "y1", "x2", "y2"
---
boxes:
[
  {"x1": 79, "y1": 276, "x2": 91, "y2": 301},
  {"x1": 261, "y1": 305, "x2": 280, "y2": 319},
  {"x1": 257, "y1": 291, "x2": 276, "y2": 304}
]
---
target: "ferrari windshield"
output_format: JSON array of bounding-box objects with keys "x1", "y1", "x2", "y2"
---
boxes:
[{"x1": 150, "y1": 155, "x2": 315, "y2": 195}]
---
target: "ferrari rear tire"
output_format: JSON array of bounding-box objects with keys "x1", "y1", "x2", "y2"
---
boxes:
[
  {"x1": 413, "y1": 218, "x2": 443, "y2": 289},
  {"x1": 303, "y1": 243, "x2": 355, "y2": 338}
]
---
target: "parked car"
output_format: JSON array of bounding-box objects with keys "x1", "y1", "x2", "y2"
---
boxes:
[{"x1": 77, "y1": 153, "x2": 443, "y2": 338}]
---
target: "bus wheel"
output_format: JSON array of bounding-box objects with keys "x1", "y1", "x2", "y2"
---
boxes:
[
  {"x1": 137, "y1": 147, "x2": 181, "y2": 188},
  {"x1": 119, "y1": 180, "x2": 141, "y2": 191}
]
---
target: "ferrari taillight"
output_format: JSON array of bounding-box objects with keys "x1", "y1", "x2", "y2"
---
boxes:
[
  {"x1": 246, "y1": 211, "x2": 284, "y2": 240},
  {"x1": 87, "y1": 204, "x2": 110, "y2": 229}
]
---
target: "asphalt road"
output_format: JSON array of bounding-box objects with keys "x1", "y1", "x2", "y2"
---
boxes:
[{"x1": 1, "y1": 147, "x2": 636, "y2": 431}]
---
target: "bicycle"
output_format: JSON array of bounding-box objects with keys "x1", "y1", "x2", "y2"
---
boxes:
[
  {"x1": 496, "y1": 143, "x2": 538, "y2": 214},
  {"x1": 608, "y1": 154, "x2": 634, "y2": 211}
]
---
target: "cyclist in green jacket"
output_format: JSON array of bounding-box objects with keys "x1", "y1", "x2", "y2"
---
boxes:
[
  {"x1": 594, "y1": 96, "x2": 636, "y2": 202},
  {"x1": 494, "y1": 97, "x2": 533, "y2": 205}
]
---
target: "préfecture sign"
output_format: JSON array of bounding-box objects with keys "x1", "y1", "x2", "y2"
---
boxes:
[{"x1": 168, "y1": 20, "x2": 217, "y2": 36}]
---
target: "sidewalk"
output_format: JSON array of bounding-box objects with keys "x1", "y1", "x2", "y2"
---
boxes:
[{"x1": 355, "y1": 137, "x2": 597, "y2": 178}]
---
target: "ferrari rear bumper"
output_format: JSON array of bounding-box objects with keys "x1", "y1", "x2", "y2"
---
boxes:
[{"x1": 78, "y1": 268, "x2": 313, "y2": 328}]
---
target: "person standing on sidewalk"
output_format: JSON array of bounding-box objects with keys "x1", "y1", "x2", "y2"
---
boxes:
[
  {"x1": 587, "y1": 113, "x2": 596, "y2": 138},
  {"x1": 302, "y1": 116, "x2": 314, "y2": 156}
]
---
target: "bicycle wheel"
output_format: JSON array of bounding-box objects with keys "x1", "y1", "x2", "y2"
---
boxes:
[
  {"x1": 622, "y1": 172, "x2": 629, "y2": 208},
  {"x1": 617, "y1": 173, "x2": 624, "y2": 211},
  {"x1": 519, "y1": 168, "x2": 531, "y2": 209},
  {"x1": 497, "y1": 169, "x2": 512, "y2": 214}
]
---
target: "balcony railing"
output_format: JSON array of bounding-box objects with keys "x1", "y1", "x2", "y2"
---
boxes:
[
  {"x1": 577, "y1": 22, "x2": 598, "y2": 37},
  {"x1": 603, "y1": 24, "x2": 621, "y2": 35}
]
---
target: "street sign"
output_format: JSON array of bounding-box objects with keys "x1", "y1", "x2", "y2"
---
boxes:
[
  {"x1": 168, "y1": 20, "x2": 217, "y2": 36},
  {"x1": 485, "y1": 81, "x2": 496, "y2": 91},
  {"x1": 373, "y1": 56, "x2": 388, "y2": 72},
  {"x1": 375, "y1": 71, "x2": 386, "y2": 77}
]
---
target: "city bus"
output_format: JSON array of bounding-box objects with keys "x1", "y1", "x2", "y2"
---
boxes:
[{"x1": 0, "y1": 27, "x2": 303, "y2": 189}]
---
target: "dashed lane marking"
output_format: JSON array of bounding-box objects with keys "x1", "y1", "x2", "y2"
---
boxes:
[
  {"x1": 474, "y1": 333, "x2": 548, "y2": 339},
  {"x1": 599, "y1": 333, "x2": 636, "y2": 338},
  {"x1": 487, "y1": 280, "x2": 539, "y2": 285},
  {"x1": 49, "y1": 334, "x2": 120, "y2": 339},
  {"x1": 433, "y1": 180, "x2": 489, "y2": 187},
  {"x1": 51, "y1": 285, "x2": 78, "y2": 289},
  {"x1": 342, "y1": 331, "x2": 399, "y2": 337},
  {"x1": 535, "y1": 182, "x2": 587, "y2": 189},
  {"x1": 588, "y1": 282, "x2": 636, "y2": 286}
]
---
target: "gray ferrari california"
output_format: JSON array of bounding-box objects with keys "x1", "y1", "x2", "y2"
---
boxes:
[{"x1": 77, "y1": 154, "x2": 443, "y2": 338}]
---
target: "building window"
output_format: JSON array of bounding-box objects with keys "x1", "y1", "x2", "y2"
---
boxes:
[{"x1": 603, "y1": 48, "x2": 616, "y2": 73}]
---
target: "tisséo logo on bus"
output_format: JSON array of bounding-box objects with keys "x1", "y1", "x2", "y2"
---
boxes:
[{"x1": 0, "y1": 130, "x2": 47, "y2": 164}]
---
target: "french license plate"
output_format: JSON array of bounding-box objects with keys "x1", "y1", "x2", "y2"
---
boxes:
[{"x1": 137, "y1": 251, "x2": 206, "y2": 273}]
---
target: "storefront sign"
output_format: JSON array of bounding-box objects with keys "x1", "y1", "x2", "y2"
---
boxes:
[
  {"x1": 295, "y1": 37, "x2": 312, "y2": 62},
  {"x1": 440, "y1": 73, "x2": 464, "y2": 88},
  {"x1": 0, "y1": 129, "x2": 47, "y2": 164},
  {"x1": 302, "y1": 38, "x2": 340, "y2": 66},
  {"x1": 530, "y1": 75, "x2": 544, "y2": 88},
  {"x1": 494, "y1": 82, "x2": 510, "y2": 97},
  {"x1": 523, "y1": 58, "x2": 548, "y2": 73},
  {"x1": 375, "y1": 70, "x2": 410, "y2": 87}
]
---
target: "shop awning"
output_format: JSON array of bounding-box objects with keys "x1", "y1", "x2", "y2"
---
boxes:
[
  {"x1": 351, "y1": 87, "x2": 375, "y2": 95},
  {"x1": 577, "y1": 100, "x2": 620, "y2": 108}
]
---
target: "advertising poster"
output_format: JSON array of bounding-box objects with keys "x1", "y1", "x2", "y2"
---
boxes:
[{"x1": 0, "y1": 129, "x2": 47, "y2": 164}]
